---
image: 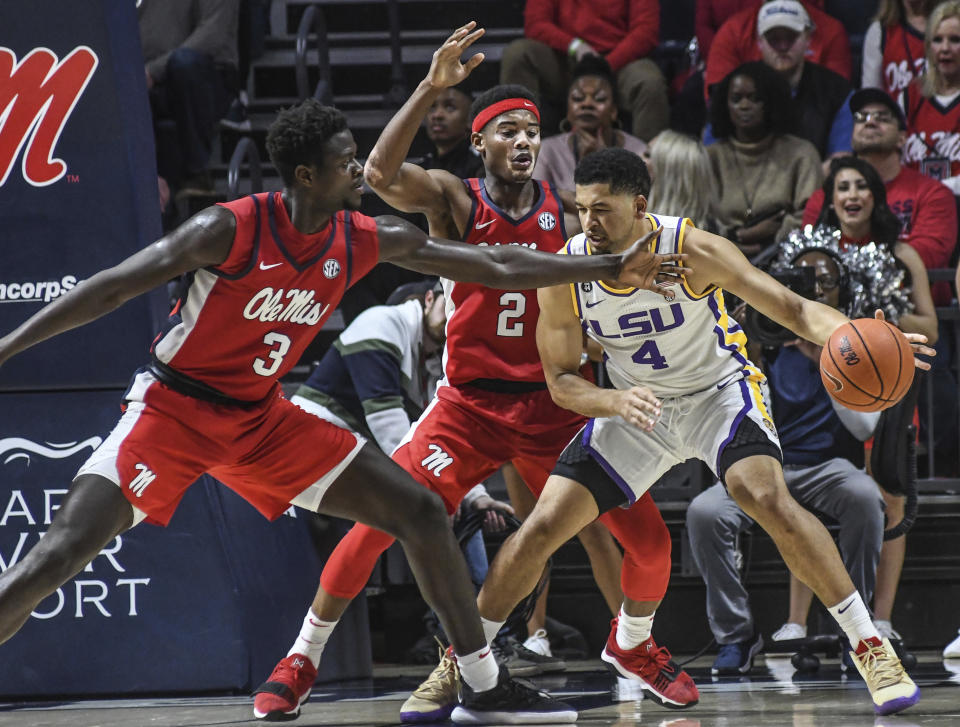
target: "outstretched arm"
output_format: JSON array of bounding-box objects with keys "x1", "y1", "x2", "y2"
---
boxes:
[
  {"x1": 537, "y1": 284, "x2": 661, "y2": 430},
  {"x1": 364, "y1": 22, "x2": 485, "y2": 217},
  {"x1": 684, "y1": 227, "x2": 935, "y2": 368},
  {"x1": 0, "y1": 207, "x2": 235, "y2": 367},
  {"x1": 377, "y1": 216, "x2": 690, "y2": 292}
]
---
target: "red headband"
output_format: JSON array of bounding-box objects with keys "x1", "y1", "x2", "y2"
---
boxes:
[{"x1": 471, "y1": 98, "x2": 541, "y2": 134}]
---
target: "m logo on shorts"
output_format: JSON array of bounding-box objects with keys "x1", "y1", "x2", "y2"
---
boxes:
[
  {"x1": 128, "y1": 463, "x2": 156, "y2": 498},
  {"x1": 421, "y1": 444, "x2": 453, "y2": 476}
]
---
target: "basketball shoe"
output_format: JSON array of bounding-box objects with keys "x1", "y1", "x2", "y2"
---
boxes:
[
  {"x1": 451, "y1": 664, "x2": 577, "y2": 724},
  {"x1": 601, "y1": 618, "x2": 699, "y2": 709},
  {"x1": 849, "y1": 637, "x2": 920, "y2": 715},
  {"x1": 252, "y1": 653, "x2": 317, "y2": 721},
  {"x1": 400, "y1": 645, "x2": 460, "y2": 723}
]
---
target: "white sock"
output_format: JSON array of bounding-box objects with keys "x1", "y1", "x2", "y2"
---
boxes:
[
  {"x1": 288, "y1": 610, "x2": 337, "y2": 669},
  {"x1": 457, "y1": 645, "x2": 499, "y2": 692},
  {"x1": 828, "y1": 592, "x2": 880, "y2": 647},
  {"x1": 480, "y1": 616, "x2": 505, "y2": 647},
  {"x1": 616, "y1": 606, "x2": 655, "y2": 650}
]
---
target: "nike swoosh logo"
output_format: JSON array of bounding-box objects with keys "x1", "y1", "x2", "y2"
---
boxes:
[
  {"x1": 585, "y1": 300, "x2": 602, "y2": 308},
  {"x1": 475, "y1": 220, "x2": 495, "y2": 230},
  {"x1": 259, "y1": 261, "x2": 283, "y2": 270},
  {"x1": 523, "y1": 102, "x2": 534, "y2": 107},
  {"x1": 821, "y1": 369, "x2": 843, "y2": 392},
  {"x1": 837, "y1": 599, "x2": 855, "y2": 614}
]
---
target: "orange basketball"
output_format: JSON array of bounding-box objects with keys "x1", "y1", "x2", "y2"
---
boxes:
[{"x1": 819, "y1": 318, "x2": 915, "y2": 412}]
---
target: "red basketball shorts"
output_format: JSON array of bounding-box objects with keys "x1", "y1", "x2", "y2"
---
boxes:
[
  {"x1": 76, "y1": 370, "x2": 365, "y2": 526},
  {"x1": 391, "y1": 383, "x2": 587, "y2": 512}
]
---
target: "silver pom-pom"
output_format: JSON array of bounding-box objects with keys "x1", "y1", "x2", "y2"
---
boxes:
[{"x1": 773, "y1": 225, "x2": 913, "y2": 325}]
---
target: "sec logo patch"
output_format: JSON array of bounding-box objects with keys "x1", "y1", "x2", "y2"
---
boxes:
[{"x1": 538, "y1": 212, "x2": 557, "y2": 231}]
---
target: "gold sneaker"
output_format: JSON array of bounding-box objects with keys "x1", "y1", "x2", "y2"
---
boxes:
[
  {"x1": 400, "y1": 644, "x2": 460, "y2": 723},
  {"x1": 849, "y1": 637, "x2": 920, "y2": 715}
]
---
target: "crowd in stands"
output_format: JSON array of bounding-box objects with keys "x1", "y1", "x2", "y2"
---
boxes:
[{"x1": 136, "y1": 0, "x2": 960, "y2": 672}]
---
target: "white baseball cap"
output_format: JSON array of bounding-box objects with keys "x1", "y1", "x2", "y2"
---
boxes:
[{"x1": 757, "y1": 0, "x2": 812, "y2": 35}]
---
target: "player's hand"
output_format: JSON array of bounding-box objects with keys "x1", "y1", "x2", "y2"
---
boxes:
[
  {"x1": 614, "y1": 387, "x2": 661, "y2": 431},
  {"x1": 427, "y1": 21, "x2": 485, "y2": 90},
  {"x1": 616, "y1": 226, "x2": 692, "y2": 299},
  {"x1": 874, "y1": 309, "x2": 935, "y2": 371}
]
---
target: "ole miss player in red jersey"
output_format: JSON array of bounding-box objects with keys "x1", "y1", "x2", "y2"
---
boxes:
[
  {"x1": 0, "y1": 72, "x2": 688, "y2": 724},
  {"x1": 254, "y1": 22, "x2": 697, "y2": 723}
]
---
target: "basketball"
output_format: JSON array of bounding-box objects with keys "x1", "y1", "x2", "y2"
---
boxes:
[{"x1": 819, "y1": 318, "x2": 915, "y2": 412}]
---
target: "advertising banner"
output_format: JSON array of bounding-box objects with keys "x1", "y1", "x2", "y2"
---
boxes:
[{"x1": 0, "y1": 0, "x2": 167, "y2": 391}]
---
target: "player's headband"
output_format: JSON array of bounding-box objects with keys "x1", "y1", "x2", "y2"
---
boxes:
[{"x1": 471, "y1": 98, "x2": 541, "y2": 134}]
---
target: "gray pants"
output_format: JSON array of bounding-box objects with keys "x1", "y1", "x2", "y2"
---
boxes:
[
  {"x1": 686, "y1": 458, "x2": 884, "y2": 644},
  {"x1": 499, "y1": 38, "x2": 669, "y2": 142}
]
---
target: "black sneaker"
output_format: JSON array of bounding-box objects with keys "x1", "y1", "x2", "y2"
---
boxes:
[
  {"x1": 491, "y1": 636, "x2": 541, "y2": 677},
  {"x1": 513, "y1": 642, "x2": 566, "y2": 674},
  {"x1": 451, "y1": 665, "x2": 577, "y2": 724}
]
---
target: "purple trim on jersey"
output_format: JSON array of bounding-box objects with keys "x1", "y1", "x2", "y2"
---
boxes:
[
  {"x1": 673, "y1": 218, "x2": 683, "y2": 252},
  {"x1": 463, "y1": 179, "x2": 479, "y2": 241},
  {"x1": 716, "y1": 379, "x2": 752, "y2": 475},
  {"x1": 573, "y1": 278, "x2": 585, "y2": 319},
  {"x1": 267, "y1": 193, "x2": 337, "y2": 272},
  {"x1": 479, "y1": 178, "x2": 546, "y2": 225},
  {"x1": 210, "y1": 194, "x2": 262, "y2": 280},
  {"x1": 582, "y1": 418, "x2": 638, "y2": 505},
  {"x1": 547, "y1": 180, "x2": 568, "y2": 240},
  {"x1": 707, "y1": 293, "x2": 751, "y2": 369},
  {"x1": 648, "y1": 214, "x2": 663, "y2": 254}
]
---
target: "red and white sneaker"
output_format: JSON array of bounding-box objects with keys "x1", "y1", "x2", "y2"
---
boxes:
[
  {"x1": 600, "y1": 618, "x2": 699, "y2": 709},
  {"x1": 253, "y1": 653, "x2": 317, "y2": 721}
]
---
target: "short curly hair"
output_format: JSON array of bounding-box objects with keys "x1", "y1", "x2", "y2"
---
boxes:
[
  {"x1": 266, "y1": 99, "x2": 348, "y2": 185},
  {"x1": 709, "y1": 61, "x2": 794, "y2": 140},
  {"x1": 574, "y1": 147, "x2": 651, "y2": 197},
  {"x1": 470, "y1": 84, "x2": 539, "y2": 131}
]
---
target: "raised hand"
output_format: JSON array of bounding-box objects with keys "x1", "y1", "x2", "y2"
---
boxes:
[
  {"x1": 615, "y1": 226, "x2": 692, "y2": 299},
  {"x1": 874, "y1": 309, "x2": 935, "y2": 371},
  {"x1": 427, "y1": 21, "x2": 485, "y2": 90}
]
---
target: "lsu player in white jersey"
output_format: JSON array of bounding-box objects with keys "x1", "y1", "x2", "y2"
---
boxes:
[{"x1": 474, "y1": 148, "x2": 934, "y2": 718}]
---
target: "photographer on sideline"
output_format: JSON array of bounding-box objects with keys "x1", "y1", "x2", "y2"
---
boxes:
[{"x1": 686, "y1": 243, "x2": 887, "y2": 676}]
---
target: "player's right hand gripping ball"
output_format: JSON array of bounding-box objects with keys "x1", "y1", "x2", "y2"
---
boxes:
[{"x1": 820, "y1": 318, "x2": 915, "y2": 412}]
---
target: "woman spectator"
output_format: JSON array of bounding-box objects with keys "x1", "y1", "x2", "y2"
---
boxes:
[
  {"x1": 862, "y1": 0, "x2": 935, "y2": 96},
  {"x1": 645, "y1": 130, "x2": 719, "y2": 232},
  {"x1": 707, "y1": 61, "x2": 822, "y2": 259},
  {"x1": 533, "y1": 55, "x2": 647, "y2": 189},
  {"x1": 815, "y1": 155, "x2": 938, "y2": 340},
  {"x1": 901, "y1": 0, "x2": 960, "y2": 194}
]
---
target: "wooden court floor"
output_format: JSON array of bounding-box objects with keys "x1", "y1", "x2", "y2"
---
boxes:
[{"x1": 2, "y1": 654, "x2": 958, "y2": 727}]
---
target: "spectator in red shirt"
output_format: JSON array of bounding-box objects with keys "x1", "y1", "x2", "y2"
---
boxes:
[
  {"x1": 802, "y1": 88, "x2": 957, "y2": 305},
  {"x1": 500, "y1": 0, "x2": 668, "y2": 142},
  {"x1": 704, "y1": 0, "x2": 851, "y2": 101}
]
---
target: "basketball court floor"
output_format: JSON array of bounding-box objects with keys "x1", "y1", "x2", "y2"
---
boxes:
[{"x1": 3, "y1": 654, "x2": 958, "y2": 727}]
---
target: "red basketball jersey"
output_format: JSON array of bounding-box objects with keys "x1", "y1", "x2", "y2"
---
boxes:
[
  {"x1": 152, "y1": 192, "x2": 379, "y2": 401},
  {"x1": 902, "y1": 83, "x2": 960, "y2": 181},
  {"x1": 441, "y1": 178, "x2": 568, "y2": 385},
  {"x1": 880, "y1": 22, "x2": 926, "y2": 96}
]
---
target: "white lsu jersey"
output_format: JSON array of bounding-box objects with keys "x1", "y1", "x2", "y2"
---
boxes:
[{"x1": 562, "y1": 214, "x2": 765, "y2": 398}]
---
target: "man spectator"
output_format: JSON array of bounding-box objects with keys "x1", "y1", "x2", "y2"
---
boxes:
[
  {"x1": 802, "y1": 88, "x2": 958, "y2": 306},
  {"x1": 499, "y1": 0, "x2": 668, "y2": 142},
  {"x1": 686, "y1": 248, "x2": 885, "y2": 675},
  {"x1": 705, "y1": 0, "x2": 852, "y2": 97},
  {"x1": 139, "y1": 0, "x2": 239, "y2": 198}
]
